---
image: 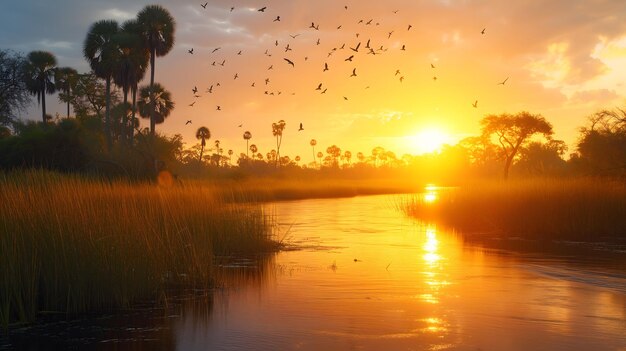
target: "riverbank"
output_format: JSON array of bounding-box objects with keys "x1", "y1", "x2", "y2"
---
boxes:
[{"x1": 400, "y1": 178, "x2": 626, "y2": 243}]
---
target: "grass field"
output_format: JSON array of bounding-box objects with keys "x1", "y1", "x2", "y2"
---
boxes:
[{"x1": 401, "y1": 178, "x2": 626, "y2": 242}]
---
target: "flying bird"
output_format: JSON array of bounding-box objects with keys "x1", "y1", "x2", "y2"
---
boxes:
[
  {"x1": 388, "y1": 31, "x2": 394, "y2": 39},
  {"x1": 350, "y1": 68, "x2": 357, "y2": 77},
  {"x1": 401, "y1": 45, "x2": 406, "y2": 51},
  {"x1": 433, "y1": 76, "x2": 437, "y2": 81},
  {"x1": 395, "y1": 69, "x2": 401, "y2": 76},
  {"x1": 472, "y1": 100, "x2": 478, "y2": 108},
  {"x1": 265, "y1": 78, "x2": 270, "y2": 85},
  {"x1": 298, "y1": 123, "x2": 304, "y2": 131},
  {"x1": 201, "y1": 2, "x2": 207, "y2": 9},
  {"x1": 290, "y1": 34, "x2": 301, "y2": 38},
  {"x1": 230, "y1": 6, "x2": 235, "y2": 12},
  {"x1": 316, "y1": 38, "x2": 321, "y2": 45},
  {"x1": 188, "y1": 48, "x2": 193, "y2": 54},
  {"x1": 192, "y1": 86, "x2": 198, "y2": 94},
  {"x1": 365, "y1": 39, "x2": 371, "y2": 48},
  {"x1": 238, "y1": 123, "x2": 243, "y2": 127},
  {"x1": 323, "y1": 63, "x2": 329, "y2": 72},
  {"x1": 251, "y1": 82, "x2": 255, "y2": 87},
  {"x1": 310, "y1": 22, "x2": 319, "y2": 30},
  {"x1": 408, "y1": 24, "x2": 412, "y2": 31},
  {"x1": 350, "y1": 42, "x2": 361, "y2": 52},
  {"x1": 399, "y1": 76, "x2": 404, "y2": 82},
  {"x1": 321, "y1": 88, "x2": 327, "y2": 94},
  {"x1": 285, "y1": 44, "x2": 291, "y2": 52},
  {"x1": 234, "y1": 73, "x2": 238, "y2": 79},
  {"x1": 345, "y1": 55, "x2": 354, "y2": 61},
  {"x1": 316, "y1": 83, "x2": 323, "y2": 90},
  {"x1": 189, "y1": 101, "x2": 196, "y2": 107},
  {"x1": 186, "y1": 120, "x2": 192, "y2": 125},
  {"x1": 499, "y1": 77, "x2": 509, "y2": 85},
  {"x1": 268, "y1": 65, "x2": 273, "y2": 70},
  {"x1": 212, "y1": 47, "x2": 221, "y2": 53},
  {"x1": 274, "y1": 16, "x2": 280, "y2": 22},
  {"x1": 284, "y1": 58, "x2": 295, "y2": 67},
  {"x1": 216, "y1": 106, "x2": 221, "y2": 111},
  {"x1": 258, "y1": 7, "x2": 267, "y2": 12},
  {"x1": 237, "y1": 50, "x2": 242, "y2": 55},
  {"x1": 343, "y1": 96, "x2": 348, "y2": 100},
  {"x1": 481, "y1": 28, "x2": 486, "y2": 35},
  {"x1": 431, "y1": 63, "x2": 436, "y2": 68},
  {"x1": 366, "y1": 19, "x2": 373, "y2": 25}
]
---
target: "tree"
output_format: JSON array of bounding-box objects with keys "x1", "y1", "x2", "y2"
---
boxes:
[
  {"x1": 295, "y1": 155, "x2": 301, "y2": 165},
  {"x1": 310, "y1": 138, "x2": 317, "y2": 165},
  {"x1": 228, "y1": 149, "x2": 233, "y2": 164},
  {"x1": 271, "y1": 119, "x2": 286, "y2": 167},
  {"x1": 23, "y1": 51, "x2": 57, "y2": 123},
  {"x1": 114, "y1": 20, "x2": 149, "y2": 143},
  {"x1": 64, "y1": 72, "x2": 119, "y2": 120},
  {"x1": 137, "y1": 83, "x2": 174, "y2": 126},
  {"x1": 54, "y1": 67, "x2": 79, "y2": 118},
  {"x1": 576, "y1": 108, "x2": 626, "y2": 175},
  {"x1": 316, "y1": 151, "x2": 323, "y2": 165},
  {"x1": 243, "y1": 130, "x2": 252, "y2": 157},
  {"x1": 137, "y1": 5, "x2": 176, "y2": 136},
  {"x1": 195, "y1": 126, "x2": 210, "y2": 162},
  {"x1": 0, "y1": 50, "x2": 30, "y2": 126},
  {"x1": 249, "y1": 144, "x2": 258, "y2": 155},
  {"x1": 481, "y1": 111, "x2": 553, "y2": 179},
  {"x1": 326, "y1": 145, "x2": 341, "y2": 167},
  {"x1": 84, "y1": 20, "x2": 120, "y2": 150},
  {"x1": 515, "y1": 140, "x2": 567, "y2": 176},
  {"x1": 343, "y1": 150, "x2": 352, "y2": 166},
  {"x1": 356, "y1": 152, "x2": 365, "y2": 163}
]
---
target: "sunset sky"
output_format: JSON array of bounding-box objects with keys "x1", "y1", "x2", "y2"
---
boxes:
[{"x1": 2, "y1": 0, "x2": 626, "y2": 161}]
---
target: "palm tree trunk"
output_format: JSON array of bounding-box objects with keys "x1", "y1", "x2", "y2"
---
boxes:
[
  {"x1": 41, "y1": 88, "x2": 47, "y2": 124},
  {"x1": 246, "y1": 140, "x2": 249, "y2": 158},
  {"x1": 105, "y1": 77, "x2": 112, "y2": 151},
  {"x1": 149, "y1": 50, "x2": 156, "y2": 136},
  {"x1": 122, "y1": 88, "x2": 129, "y2": 145},
  {"x1": 312, "y1": 146, "x2": 315, "y2": 165},
  {"x1": 199, "y1": 144, "x2": 204, "y2": 162},
  {"x1": 130, "y1": 86, "x2": 137, "y2": 145},
  {"x1": 66, "y1": 88, "x2": 71, "y2": 118}
]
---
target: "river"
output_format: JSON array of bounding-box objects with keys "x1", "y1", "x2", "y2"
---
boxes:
[{"x1": 3, "y1": 194, "x2": 626, "y2": 350}]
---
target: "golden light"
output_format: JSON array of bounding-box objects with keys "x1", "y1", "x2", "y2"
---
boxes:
[
  {"x1": 408, "y1": 128, "x2": 450, "y2": 154},
  {"x1": 422, "y1": 228, "x2": 441, "y2": 265}
]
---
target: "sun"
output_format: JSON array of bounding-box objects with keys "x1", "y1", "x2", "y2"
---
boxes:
[{"x1": 409, "y1": 128, "x2": 450, "y2": 154}]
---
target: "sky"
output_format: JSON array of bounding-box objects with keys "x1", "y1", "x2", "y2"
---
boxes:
[{"x1": 2, "y1": 0, "x2": 626, "y2": 162}]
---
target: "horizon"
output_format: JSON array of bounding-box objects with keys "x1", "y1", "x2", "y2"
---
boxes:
[{"x1": 3, "y1": 0, "x2": 626, "y2": 160}]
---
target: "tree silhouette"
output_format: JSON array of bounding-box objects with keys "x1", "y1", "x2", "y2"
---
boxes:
[
  {"x1": 481, "y1": 111, "x2": 553, "y2": 179},
  {"x1": 84, "y1": 20, "x2": 119, "y2": 149},
  {"x1": 137, "y1": 83, "x2": 174, "y2": 126},
  {"x1": 243, "y1": 130, "x2": 252, "y2": 158},
  {"x1": 316, "y1": 151, "x2": 323, "y2": 165},
  {"x1": 23, "y1": 51, "x2": 57, "y2": 124},
  {"x1": 357, "y1": 152, "x2": 365, "y2": 164},
  {"x1": 228, "y1": 149, "x2": 234, "y2": 165},
  {"x1": 343, "y1": 150, "x2": 352, "y2": 166},
  {"x1": 54, "y1": 67, "x2": 78, "y2": 118},
  {"x1": 295, "y1": 155, "x2": 301, "y2": 165},
  {"x1": 326, "y1": 145, "x2": 341, "y2": 167},
  {"x1": 0, "y1": 50, "x2": 31, "y2": 126},
  {"x1": 272, "y1": 120, "x2": 286, "y2": 167},
  {"x1": 137, "y1": 5, "x2": 175, "y2": 136},
  {"x1": 310, "y1": 139, "x2": 317, "y2": 166},
  {"x1": 249, "y1": 144, "x2": 258, "y2": 155},
  {"x1": 576, "y1": 108, "x2": 626, "y2": 175},
  {"x1": 195, "y1": 126, "x2": 210, "y2": 162}
]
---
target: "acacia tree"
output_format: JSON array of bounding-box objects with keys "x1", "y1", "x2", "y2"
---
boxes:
[
  {"x1": 576, "y1": 108, "x2": 626, "y2": 175},
  {"x1": 243, "y1": 130, "x2": 252, "y2": 157},
  {"x1": 23, "y1": 51, "x2": 57, "y2": 123},
  {"x1": 195, "y1": 126, "x2": 210, "y2": 162},
  {"x1": 0, "y1": 50, "x2": 30, "y2": 125},
  {"x1": 272, "y1": 119, "x2": 286, "y2": 167},
  {"x1": 481, "y1": 111, "x2": 553, "y2": 179}
]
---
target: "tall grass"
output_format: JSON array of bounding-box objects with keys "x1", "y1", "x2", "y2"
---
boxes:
[
  {"x1": 401, "y1": 178, "x2": 626, "y2": 242},
  {"x1": 0, "y1": 171, "x2": 278, "y2": 328}
]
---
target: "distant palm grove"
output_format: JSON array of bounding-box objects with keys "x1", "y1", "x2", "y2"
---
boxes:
[{"x1": 0, "y1": 5, "x2": 625, "y2": 180}]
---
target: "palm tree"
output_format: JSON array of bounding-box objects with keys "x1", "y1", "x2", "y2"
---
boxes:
[
  {"x1": 84, "y1": 20, "x2": 120, "y2": 150},
  {"x1": 310, "y1": 139, "x2": 317, "y2": 165},
  {"x1": 343, "y1": 150, "x2": 352, "y2": 166},
  {"x1": 137, "y1": 83, "x2": 174, "y2": 125},
  {"x1": 115, "y1": 21, "x2": 149, "y2": 143},
  {"x1": 137, "y1": 5, "x2": 176, "y2": 136},
  {"x1": 23, "y1": 51, "x2": 57, "y2": 123},
  {"x1": 249, "y1": 144, "x2": 258, "y2": 156},
  {"x1": 214, "y1": 140, "x2": 220, "y2": 155},
  {"x1": 272, "y1": 120, "x2": 286, "y2": 167},
  {"x1": 228, "y1": 149, "x2": 234, "y2": 165},
  {"x1": 316, "y1": 151, "x2": 323, "y2": 165},
  {"x1": 195, "y1": 126, "x2": 210, "y2": 162},
  {"x1": 54, "y1": 67, "x2": 78, "y2": 118},
  {"x1": 243, "y1": 131, "x2": 252, "y2": 158}
]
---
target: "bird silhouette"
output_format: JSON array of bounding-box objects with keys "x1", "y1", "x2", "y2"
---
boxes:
[
  {"x1": 284, "y1": 58, "x2": 295, "y2": 67},
  {"x1": 350, "y1": 42, "x2": 361, "y2": 52},
  {"x1": 388, "y1": 31, "x2": 394, "y2": 39},
  {"x1": 230, "y1": 6, "x2": 235, "y2": 12},
  {"x1": 237, "y1": 50, "x2": 242, "y2": 55},
  {"x1": 431, "y1": 63, "x2": 436, "y2": 68},
  {"x1": 219, "y1": 60, "x2": 225, "y2": 66},
  {"x1": 268, "y1": 65, "x2": 273, "y2": 70},
  {"x1": 399, "y1": 76, "x2": 404, "y2": 82},
  {"x1": 275, "y1": 40, "x2": 279, "y2": 46},
  {"x1": 499, "y1": 77, "x2": 509, "y2": 85},
  {"x1": 201, "y1": 2, "x2": 207, "y2": 9},
  {"x1": 212, "y1": 47, "x2": 221, "y2": 53},
  {"x1": 216, "y1": 106, "x2": 221, "y2": 110},
  {"x1": 472, "y1": 100, "x2": 478, "y2": 108},
  {"x1": 433, "y1": 76, "x2": 437, "y2": 81},
  {"x1": 408, "y1": 24, "x2": 412, "y2": 31},
  {"x1": 366, "y1": 19, "x2": 373, "y2": 25},
  {"x1": 207, "y1": 85, "x2": 213, "y2": 93},
  {"x1": 337, "y1": 25, "x2": 342, "y2": 29},
  {"x1": 350, "y1": 68, "x2": 357, "y2": 77},
  {"x1": 316, "y1": 38, "x2": 321, "y2": 45},
  {"x1": 298, "y1": 123, "x2": 304, "y2": 131},
  {"x1": 395, "y1": 69, "x2": 401, "y2": 76},
  {"x1": 192, "y1": 86, "x2": 198, "y2": 94},
  {"x1": 285, "y1": 44, "x2": 291, "y2": 52},
  {"x1": 189, "y1": 101, "x2": 196, "y2": 107},
  {"x1": 265, "y1": 78, "x2": 270, "y2": 85},
  {"x1": 188, "y1": 48, "x2": 193, "y2": 54},
  {"x1": 251, "y1": 82, "x2": 255, "y2": 87},
  {"x1": 343, "y1": 96, "x2": 348, "y2": 100},
  {"x1": 401, "y1": 45, "x2": 406, "y2": 50},
  {"x1": 345, "y1": 55, "x2": 354, "y2": 61},
  {"x1": 481, "y1": 28, "x2": 486, "y2": 35},
  {"x1": 310, "y1": 22, "x2": 320, "y2": 30},
  {"x1": 316, "y1": 83, "x2": 322, "y2": 90},
  {"x1": 186, "y1": 120, "x2": 192, "y2": 125},
  {"x1": 258, "y1": 7, "x2": 267, "y2": 12},
  {"x1": 323, "y1": 63, "x2": 329, "y2": 72},
  {"x1": 290, "y1": 34, "x2": 301, "y2": 38},
  {"x1": 238, "y1": 123, "x2": 243, "y2": 127},
  {"x1": 234, "y1": 73, "x2": 238, "y2": 79},
  {"x1": 321, "y1": 88, "x2": 327, "y2": 94},
  {"x1": 274, "y1": 16, "x2": 280, "y2": 22}
]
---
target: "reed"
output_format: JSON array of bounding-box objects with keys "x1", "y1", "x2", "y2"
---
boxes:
[
  {"x1": 401, "y1": 178, "x2": 626, "y2": 242},
  {"x1": 0, "y1": 171, "x2": 278, "y2": 328}
]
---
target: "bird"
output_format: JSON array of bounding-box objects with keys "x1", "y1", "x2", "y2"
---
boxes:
[
  {"x1": 186, "y1": 120, "x2": 192, "y2": 125},
  {"x1": 258, "y1": 7, "x2": 267, "y2": 12},
  {"x1": 472, "y1": 100, "x2": 478, "y2": 108},
  {"x1": 237, "y1": 50, "x2": 242, "y2": 55},
  {"x1": 219, "y1": 60, "x2": 225, "y2": 66},
  {"x1": 188, "y1": 48, "x2": 194, "y2": 54},
  {"x1": 350, "y1": 68, "x2": 357, "y2": 77},
  {"x1": 310, "y1": 22, "x2": 320, "y2": 30},
  {"x1": 268, "y1": 65, "x2": 273, "y2": 70},
  {"x1": 201, "y1": 2, "x2": 207, "y2": 9},
  {"x1": 284, "y1": 58, "x2": 295, "y2": 67},
  {"x1": 238, "y1": 123, "x2": 243, "y2": 127},
  {"x1": 401, "y1": 45, "x2": 406, "y2": 51},
  {"x1": 395, "y1": 69, "x2": 401, "y2": 76},
  {"x1": 230, "y1": 6, "x2": 235, "y2": 12},
  {"x1": 393, "y1": 9, "x2": 399, "y2": 14},
  {"x1": 388, "y1": 31, "x2": 394, "y2": 39},
  {"x1": 431, "y1": 63, "x2": 436, "y2": 68},
  {"x1": 216, "y1": 106, "x2": 221, "y2": 110},
  {"x1": 433, "y1": 76, "x2": 437, "y2": 81},
  {"x1": 298, "y1": 123, "x2": 304, "y2": 131},
  {"x1": 194, "y1": 94, "x2": 201, "y2": 98},
  {"x1": 274, "y1": 16, "x2": 280, "y2": 22},
  {"x1": 265, "y1": 78, "x2": 270, "y2": 85},
  {"x1": 316, "y1": 83, "x2": 322, "y2": 90},
  {"x1": 285, "y1": 44, "x2": 291, "y2": 52},
  {"x1": 234, "y1": 73, "x2": 238, "y2": 79},
  {"x1": 211, "y1": 61, "x2": 216, "y2": 66},
  {"x1": 189, "y1": 102, "x2": 196, "y2": 107},
  {"x1": 350, "y1": 42, "x2": 361, "y2": 52},
  {"x1": 321, "y1": 88, "x2": 327, "y2": 94},
  {"x1": 207, "y1": 85, "x2": 213, "y2": 93},
  {"x1": 251, "y1": 82, "x2": 255, "y2": 87},
  {"x1": 481, "y1": 28, "x2": 486, "y2": 35},
  {"x1": 366, "y1": 19, "x2": 373, "y2": 25},
  {"x1": 323, "y1": 63, "x2": 329, "y2": 72},
  {"x1": 275, "y1": 40, "x2": 279, "y2": 46},
  {"x1": 290, "y1": 34, "x2": 301, "y2": 38},
  {"x1": 343, "y1": 96, "x2": 348, "y2": 100},
  {"x1": 408, "y1": 24, "x2": 412, "y2": 31},
  {"x1": 365, "y1": 39, "x2": 371, "y2": 48},
  {"x1": 316, "y1": 38, "x2": 321, "y2": 45},
  {"x1": 337, "y1": 25, "x2": 342, "y2": 29},
  {"x1": 499, "y1": 77, "x2": 509, "y2": 85},
  {"x1": 339, "y1": 43, "x2": 345, "y2": 49},
  {"x1": 192, "y1": 86, "x2": 198, "y2": 94},
  {"x1": 399, "y1": 76, "x2": 404, "y2": 82},
  {"x1": 212, "y1": 47, "x2": 221, "y2": 53},
  {"x1": 345, "y1": 55, "x2": 354, "y2": 61}
]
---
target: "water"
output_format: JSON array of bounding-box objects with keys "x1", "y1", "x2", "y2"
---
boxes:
[{"x1": 3, "y1": 195, "x2": 626, "y2": 350}]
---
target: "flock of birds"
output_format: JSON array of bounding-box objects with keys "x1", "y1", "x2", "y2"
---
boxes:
[{"x1": 183, "y1": 4, "x2": 509, "y2": 136}]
